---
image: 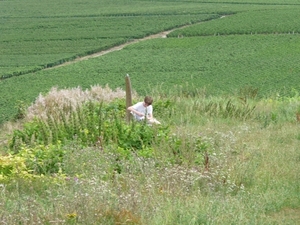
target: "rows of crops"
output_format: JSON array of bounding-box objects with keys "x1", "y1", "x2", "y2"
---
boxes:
[
  {"x1": 2, "y1": 0, "x2": 295, "y2": 80},
  {"x1": 1, "y1": 0, "x2": 300, "y2": 124},
  {"x1": 139, "y1": 0, "x2": 300, "y2": 3},
  {"x1": 0, "y1": 14, "x2": 219, "y2": 79},
  {"x1": 1, "y1": 0, "x2": 236, "y2": 79},
  {"x1": 169, "y1": 9, "x2": 300, "y2": 37},
  {"x1": 1, "y1": 33, "x2": 300, "y2": 123}
]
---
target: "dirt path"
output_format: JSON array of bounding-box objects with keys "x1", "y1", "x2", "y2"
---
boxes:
[
  {"x1": 47, "y1": 27, "x2": 184, "y2": 69},
  {"x1": 47, "y1": 16, "x2": 228, "y2": 70}
]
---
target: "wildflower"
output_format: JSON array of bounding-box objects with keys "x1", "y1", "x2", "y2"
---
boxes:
[{"x1": 66, "y1": 212, "x2": 77, "y2": 219}]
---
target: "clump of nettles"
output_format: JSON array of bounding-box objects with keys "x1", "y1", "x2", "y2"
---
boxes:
[{"x1": 26, "y1": 84, "x2": 135, "y2": 121}]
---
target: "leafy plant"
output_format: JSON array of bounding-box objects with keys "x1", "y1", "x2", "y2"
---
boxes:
[
  {"x1": 0, "y1": 154, "x2": 28, "y2": 180},
  {"x1": 17, "y1": 142, "x2": 65, "y2": 175},
  {"x1": 9, "y1": 100, "x2": 171, "y2": 163}
]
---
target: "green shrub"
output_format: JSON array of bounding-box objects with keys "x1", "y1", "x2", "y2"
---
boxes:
[
  {"x1": 7, "y1": 96, "x2": 218, "y2": 177},
  {"x1": 9, "y1": 99, "x2": 171, "y2": 155},
  {"x1": 17, "y1": 142, "x2": 65, "y2": 175},
  {"x1": 0, "y1": 154, "x2": 28, "y2": 180}
]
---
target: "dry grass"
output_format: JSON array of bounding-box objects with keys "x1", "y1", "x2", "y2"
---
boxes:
[{"x1": 26, "y1": 84, "x2": 134, "y2": 121}]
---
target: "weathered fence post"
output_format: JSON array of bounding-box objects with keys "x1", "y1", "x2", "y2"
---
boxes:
[{"x1": 125, "y1": 74, "x2": 133, "y2": 123}]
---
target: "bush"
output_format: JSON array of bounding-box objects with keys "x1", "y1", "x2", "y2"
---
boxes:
[
  {"x1": 0, "y1": 154, "x2": 27, "y2": 179},
  {"x1": 17, "y1": 143, "x2": 65, "y2": 175}
]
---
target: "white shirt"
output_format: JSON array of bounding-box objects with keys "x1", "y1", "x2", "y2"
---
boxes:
[{"x1": 131, "y1": 102, "x2": 153, "y2": 121}]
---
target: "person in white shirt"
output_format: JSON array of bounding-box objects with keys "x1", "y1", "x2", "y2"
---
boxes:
[{"x1": 127, "y1": 96, "x2": 154, "y2": 121}]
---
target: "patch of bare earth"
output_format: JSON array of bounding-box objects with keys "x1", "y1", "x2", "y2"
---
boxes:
[{"x1": 269, "y1": 208, "x2": 300, "y2": 223}]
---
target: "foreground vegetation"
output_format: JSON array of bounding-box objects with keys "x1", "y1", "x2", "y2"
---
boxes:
[{"x1": 1, "y1": 85, "x2": 300, "y2": 224}]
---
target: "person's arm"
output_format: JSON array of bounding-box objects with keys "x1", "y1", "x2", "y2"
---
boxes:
[
  {"x1": 146, "y1": 106, "x2": 153, "y2": 120},
  {"x1": 127, "y1": 106, "x2": 144, "y2": 117},
  {"x1": 146, "y1": 112, "x2": 153, "y2": 120}
]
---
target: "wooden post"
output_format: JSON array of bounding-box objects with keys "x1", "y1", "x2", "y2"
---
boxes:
[{"x1": 125, "y1": 74, "x2": 133, "y2": 123}]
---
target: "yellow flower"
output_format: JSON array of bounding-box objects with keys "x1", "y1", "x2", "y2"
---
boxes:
[{"x1": 66, "y1": 212, "x2": 77, "y2": 219}]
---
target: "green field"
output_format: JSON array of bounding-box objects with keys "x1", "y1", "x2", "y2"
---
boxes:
[
  {"x1": 0, "y1": 13, "x2": 217, "y2": 77},
  {"x1": 169, "y1": 9, "x2": 300, "y2": 37},
  {"x1": 1, "y1": 0, "x2": 226, "y2": 78},
  {"x1": 1, "y1": 1, "x2": 300, "y2": 224},
  {"x1": 1, "y1": 0, "x2": 300, "y2": 124}
]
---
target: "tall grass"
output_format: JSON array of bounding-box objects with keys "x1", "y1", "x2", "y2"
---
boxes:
[{"x1": 0, "y1": 86, "x2": 300, "y2": 224}]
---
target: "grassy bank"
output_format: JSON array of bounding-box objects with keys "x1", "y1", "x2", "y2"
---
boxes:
[{"x1": 0, "y1": 86, "x2": 299, "y2": 224}]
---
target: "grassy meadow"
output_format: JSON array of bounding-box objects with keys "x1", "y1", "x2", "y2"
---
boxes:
[
  {"x1": 1, "y1": 87, "x2": 300, "y2": 224},
  {"x1": 1, "y1": 0, "x2": 300, "y2": 224}
]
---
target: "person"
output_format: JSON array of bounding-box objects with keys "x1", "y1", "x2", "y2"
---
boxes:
[{"x1": 127, "y1": 96, "x2": 160, "y2": 124}]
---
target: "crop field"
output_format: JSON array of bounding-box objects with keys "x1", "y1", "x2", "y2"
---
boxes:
[
  {"x1": 2, "y1": 0, "x2": 299, "y2": 79},
  {"x1": 1, "y1": 0, "x2": 252, "y2": 79},
  {"x1": 169, "y1": 9, "x2": 300, "y2": 37},
  {"x1": 2, "y1": 35, "x2": 299, "y2": 94},
  {"x1": 0, "y1": 0, "x2": 300, "y2": 123},
  {"x1": 0, "y1": 13, "x2": 218, "y2": 78}
]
